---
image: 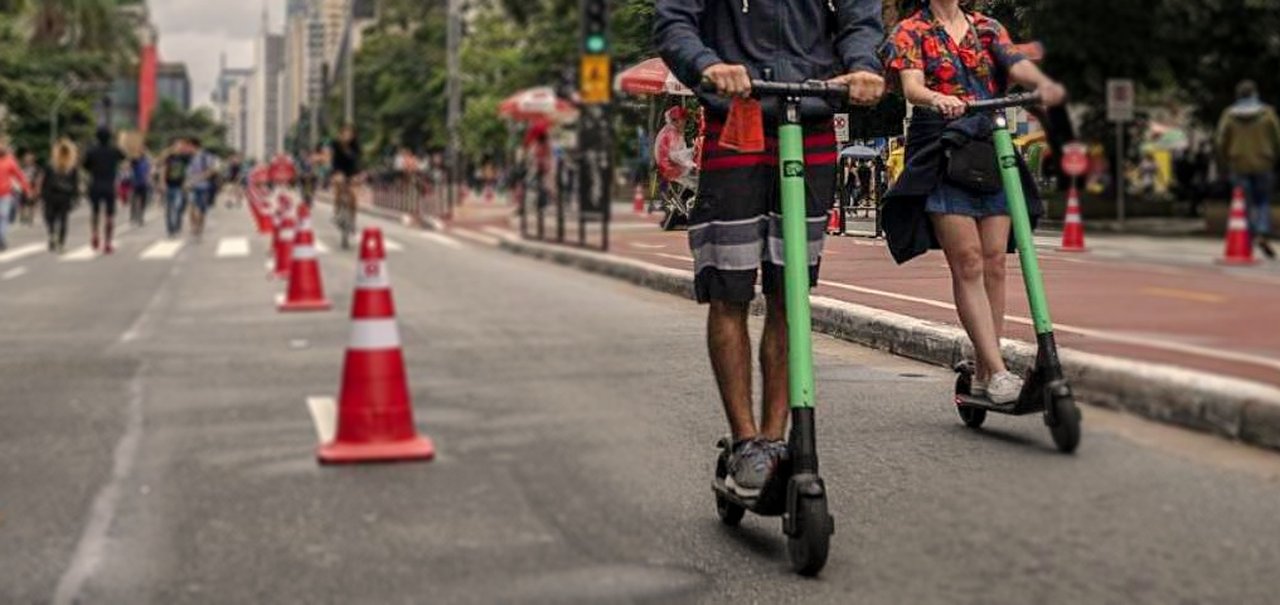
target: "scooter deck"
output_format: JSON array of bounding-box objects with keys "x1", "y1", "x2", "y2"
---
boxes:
[
  {"x1": 712, "y1": 456, "x2": 793, "y2": 517},
  {"x1": 955, "y1": 392, "x2": 1045, "y2": 416}
]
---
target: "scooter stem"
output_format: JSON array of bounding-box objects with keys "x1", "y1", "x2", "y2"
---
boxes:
[
  {"x1": 779, "y1": 100, "x2": 816, "y2": 410},
  {"x1": 993, "y1": 114, "x2": 1054, "y2": 335}
]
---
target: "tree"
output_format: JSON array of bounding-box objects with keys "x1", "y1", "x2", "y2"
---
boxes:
[{"x1": 145, "y1": 99, "x2": 229, "y2": 156}]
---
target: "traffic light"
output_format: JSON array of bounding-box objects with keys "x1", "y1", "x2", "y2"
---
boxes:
[{"x1": 581, "y1": 0, "x2": 608, "y2": 54}]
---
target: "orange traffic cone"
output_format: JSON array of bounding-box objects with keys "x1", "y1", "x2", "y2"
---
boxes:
[
  {"x1": 250, "y1": 189, "x2": 273, "y2": 234},
  {"x1": 1221, "y1": 186, "x2": 1258, "y2": 265},
  {"x1": 273, "y1": 215, "x2": 295, "y2": 279},
  {"x1": 279, "y1": 205, "x2": 331, "y2": 312},
  {"x1": 633, "y1": 184, "x2": 645, "y2": 214},
  {"x1": 318, "y1": 227, "x2": 435, "y2": 464},
  {"x1": 827, "y1": 205, "x2": 841, "y2": 234},
  {"x1": 1060, "y1": 186, "x2": 1087, "y2": 252}
]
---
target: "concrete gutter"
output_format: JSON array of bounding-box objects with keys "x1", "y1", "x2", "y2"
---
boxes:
[{"x1": 498, "y1": 235, "x2": 1280, "y2": 452}]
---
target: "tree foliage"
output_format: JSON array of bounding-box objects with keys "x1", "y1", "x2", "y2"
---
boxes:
[
  {"x1": 145, "y1": 99, "x2": 229, "y2": 157},
  {"x1": 336, "y1": 0, "x2": 1280, "y2": 164}
]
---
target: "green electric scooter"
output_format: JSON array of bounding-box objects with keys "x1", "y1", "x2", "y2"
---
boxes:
[
  {"x1": 952, "y1": 92, "x2": 1082, "y2": 454},
  {"x1": 705, "y1": 79, "x2": 846, "y2": 577}
]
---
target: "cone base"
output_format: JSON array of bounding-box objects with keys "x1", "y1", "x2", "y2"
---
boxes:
[
  {"x1": 317, "y1": 435, "x2": 435, "y2": 465},
  {"x1": 1058, "y1": 246, "x2": 1087, "y2": 252},
  {"x1": 279, "y1": 299, "x2": 332, "y2": 312},
  {"x1": 1218, "y1": 257, "x2": 1259, "y2": 266}
]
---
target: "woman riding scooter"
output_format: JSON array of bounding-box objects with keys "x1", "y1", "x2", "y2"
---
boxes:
[{"x1": 882, "y1": 0, "x2": 1066, "y2": 404}]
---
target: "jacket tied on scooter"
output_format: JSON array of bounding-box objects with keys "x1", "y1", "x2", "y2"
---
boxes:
[{"x1": 882, "y1": 111, "x2": 1044, "y2": 265}]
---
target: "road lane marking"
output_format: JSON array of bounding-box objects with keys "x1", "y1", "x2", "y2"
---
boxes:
[
  {"x1": 61, "y1": 246, "x2": 97, "y2": 262},
  {"x1": 2, "y1": 266, "x2": 27, "y2": 280},
  {"x1": 385, "y1": 239, "x2": 404, "y2": 252},
  {"x1": 629, "y1": 242, "x2": 667, "y2": 250},
  {"x1": 1141, "y1": 287, "x2": 1225, "y2": 304},
  {"x1": 451, "y1": 228, "x2": 501, "y2": 246},
  {"x1": 315, "y1": 240, "x2": 330, "y2": 254},
  {"x1": 652, "y1": 252, "x2": 694, "y2": 263},
  {"x1": 0, "y1": 242, "x2": 44, "y2": 264},
  {"x1": 482, "y1": 226, "x2": 517, "y2": 239},
  {"x1": 215, "y1": 237, "x2": 250, "y2": 258},
  {"x1": 817, "y1": 278, "x2": 1280, "y2": 373},
  {"x1": 52, "y1": 372, "x2": 145, "y2": 605},
  {"x1": 417, "y1": 231, "x2": 463, "y2": 249},
  {"x1": 139, "y1": 240, "x2": 183, "y2": 260},
  {"x1": 306, "y1": 396, "x2": 337, "y2": 444}
]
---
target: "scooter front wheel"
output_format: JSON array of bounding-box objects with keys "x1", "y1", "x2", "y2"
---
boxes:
[
  {"x1": 1049, "y1": 394, "x2": 1082, "y2": 454},
  {"x1": 786, "y1": 496, "x2": 832, "y2": 577}
]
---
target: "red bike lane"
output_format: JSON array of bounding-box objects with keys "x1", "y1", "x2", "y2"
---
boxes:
[{"x1": 451, "y1": 203, "x2": 1280, "y2": 388}]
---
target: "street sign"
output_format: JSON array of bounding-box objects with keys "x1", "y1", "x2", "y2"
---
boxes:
[
  {"x1": 580, "y1": 54, "x2": 612, "y2": 105},
  {"x1": 833, "y1": 113, "x2": 850, "y2": 144},
  {"x1": 1107, "y1": 79, "x2": 1135, "y2": 122},
  {"x1": 1061, "y1": 142, "x2": 1089, "y2": 177}
]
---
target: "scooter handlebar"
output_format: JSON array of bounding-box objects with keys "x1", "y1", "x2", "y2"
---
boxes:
[
  {"x1": 699, "y1": 79, "x2": 850, "y2": 99},
  {"x1": 964, "y1": 92, "x2": 1043, "y2": 114}
]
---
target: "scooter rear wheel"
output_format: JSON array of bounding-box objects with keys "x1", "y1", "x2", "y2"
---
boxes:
[
  {"x1": 1049, "y1": 395, "x2": 1082, "y2": 454},
  {"x1": 954, "y1": 373, "x2": 987, "y2": 429},
  {"x1": 787, "y1": 496, "x2": 832, "y2": 577},
  {"x1": 714, "y1": 451, "x2": 746, "y2": 526}
]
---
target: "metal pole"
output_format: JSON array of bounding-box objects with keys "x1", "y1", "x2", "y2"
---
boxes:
[
  {"x1": 445, "y1": 0, "x2": 462, "y2": 218},
  {"x1": 343, "y1": 0, "x2": 355, "y2": 125},
  {"x1": 1116, "y1": 121, "x2": 1125, "y2": 224}
]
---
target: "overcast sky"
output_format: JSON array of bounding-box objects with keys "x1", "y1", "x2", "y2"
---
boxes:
[{"x1": 150, "y1": 0, "x2": 284, "y2": 109}]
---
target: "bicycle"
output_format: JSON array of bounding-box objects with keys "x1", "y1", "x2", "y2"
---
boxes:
[{"x1": 333, "y1": 174, "x2": 358, "y2": 250}]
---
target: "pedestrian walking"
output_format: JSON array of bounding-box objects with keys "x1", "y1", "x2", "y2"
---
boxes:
[
  {"x1": 882, "y1": 0, "x2": 1067, "y2": 403},
  {"x1": 42, "y1": 139, "x2": 78, "y2": 253},
  {"x1": 655, "y1": 0, "x2": 885, "y2": 497},
  {"x1": 129, "y1": 152, "x2": 152, "y2": 226},
  {"x1": 82, "y1": 127, "x2": 126, "y2": 253},
  {"x1": 0, "y1": 136, "x2": 35, "y2": 251},
  {"x1": 1215, "y1": 79, "x2": 1280, "y2": 259},
  {"x1": 161, "y1": 138, "x2": 192, "y2": 238},
  {"x1": 185, "y1": 138, "x2": 217, "y2": 242},
  {"x1": 19, "y1": 149, "x2": 42, "y2": 226}
]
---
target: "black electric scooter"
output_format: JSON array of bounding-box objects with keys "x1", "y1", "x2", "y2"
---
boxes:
[
  {"x1": 705, "y1": 79, "x2": 848, "y2": 577},
  {"x1": 950, "y1": 93, "x2": 1082, "y2": 454}
]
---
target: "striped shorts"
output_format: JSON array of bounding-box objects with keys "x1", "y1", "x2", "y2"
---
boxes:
[{"x1": 689, "y1": 119, "x2": 837, "y2": 304}]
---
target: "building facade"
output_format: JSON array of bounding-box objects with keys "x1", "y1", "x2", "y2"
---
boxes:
[
  {"x1": 212, "y1": 53, "x2": 254, "y2": 154},
  {"x1": 156, "y1": 62, "x2": 192, "y2": 112}
]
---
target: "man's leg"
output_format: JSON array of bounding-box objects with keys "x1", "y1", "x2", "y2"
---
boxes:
[
  {"x1": 708, "y1": 300, "x2": 757, "y2": 441},
  {"x1": 758, "y1": 293, "x2": 789, "y2": 441}
]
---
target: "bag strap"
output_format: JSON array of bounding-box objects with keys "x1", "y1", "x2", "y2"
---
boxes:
[{"x1": 924, "y1": 7, "x2": 992, "y2": 101}]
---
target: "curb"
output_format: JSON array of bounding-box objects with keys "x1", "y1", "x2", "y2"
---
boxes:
[{"x1": 499, "y1": 235, "x2": 1280, "y2": 452}]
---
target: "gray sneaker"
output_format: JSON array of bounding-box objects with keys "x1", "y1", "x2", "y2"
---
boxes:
[{"x1": 726, "y1": 439, "x2": 777, "y2": 498}]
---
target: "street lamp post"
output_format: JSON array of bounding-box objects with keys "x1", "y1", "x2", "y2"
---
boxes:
[
  {"x1": 49, "y1": 76, "x2": 87, "y2": 152},
  {"x1": 445, "y1": 0, "x2": 462, "y2": 219}
]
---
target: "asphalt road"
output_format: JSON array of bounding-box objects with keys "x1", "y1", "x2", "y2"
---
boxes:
[{"x1": 2, "y1": 202, "x2": 1280, "y2": 604}]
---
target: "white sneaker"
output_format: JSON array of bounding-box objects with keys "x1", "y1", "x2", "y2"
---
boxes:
[{"x1": 987, "y1": 371, "x2": 1024, "y2": 404}]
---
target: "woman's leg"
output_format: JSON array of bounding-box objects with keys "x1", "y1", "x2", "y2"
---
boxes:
[
  {"x1": 56, "y1": 205, "x2": 68, "y2": 249},
  {"x1": 931, "y1": 213, "x2": 1007, "y2": 380},
  {"x1": 978, "y1": 216, "x2": 1013, "y2": 364},
  {"x1": 0, "y1": 195, "x2": 13, "y2": 248}
]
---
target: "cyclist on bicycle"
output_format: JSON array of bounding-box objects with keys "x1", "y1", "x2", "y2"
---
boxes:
[{"x1": 329, "y1": 124, "x2": 362, "y2": 223}]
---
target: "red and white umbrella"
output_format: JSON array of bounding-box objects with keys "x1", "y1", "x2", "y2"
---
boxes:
[
  {"x1": 614, "y1": 58, "x2": 693, "y2": 97},
  {"x1": 497, "y1": 86, "x2": 578, "y2": 122}
]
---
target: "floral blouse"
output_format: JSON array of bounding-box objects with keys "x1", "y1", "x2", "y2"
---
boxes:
[{"x1": 884, "y1": 9, "x2": 1026, "y2": 102}]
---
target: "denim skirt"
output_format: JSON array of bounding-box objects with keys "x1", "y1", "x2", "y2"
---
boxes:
[{"x1": 924, "y1": 181, "x2": 1009, "y2": 218}]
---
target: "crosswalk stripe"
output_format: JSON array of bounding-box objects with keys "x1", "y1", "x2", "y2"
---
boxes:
[
  {"x1": 385, "y1": 239, "x2": 404, "y2": 252},
  {"x1": 0, "y1": 243, "x2": 44, "y2": 264},
  {"x1": 315, "y1": 240, "x2": 330, "y2": 254},
  {"x1": 417, "y1": 231, "x2": 463, "y2": 250},
  {"x1": 61, "y1": 246, "x2": 97, "y2": 262},
  {"x1": 140, "y1": 240, "x2": 183, "y2": 260},
  {"x1": 2, "y1": 266, "x2": 27, "y2": 280},
  {"x1": 216, "y1": 237, "x2": 250, "y2": 258}
]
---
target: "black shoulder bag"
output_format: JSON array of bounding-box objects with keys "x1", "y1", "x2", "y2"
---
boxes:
[{"x1": 941, "y1": 15, "x2": 1003, "y2": 195}]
